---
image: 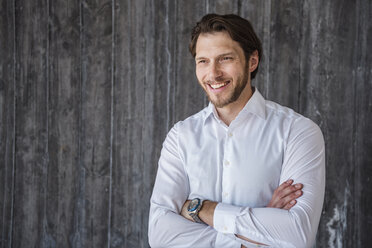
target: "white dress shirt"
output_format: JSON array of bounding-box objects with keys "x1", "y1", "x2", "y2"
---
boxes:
[{"x1": 148, "y1": 88, "x2": 325, "y2": 248}]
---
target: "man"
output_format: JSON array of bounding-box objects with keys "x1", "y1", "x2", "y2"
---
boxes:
[{"x1": 148, "y1": 14, "x2": 325, "y2": 248}]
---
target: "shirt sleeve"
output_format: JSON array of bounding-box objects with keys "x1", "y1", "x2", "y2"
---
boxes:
[
  {"x1": 213, "y1": 118, "x2": 326, "y2": 248},
  {"x1": 148, "y1": 123, "x2": 241, "y2": 248}
]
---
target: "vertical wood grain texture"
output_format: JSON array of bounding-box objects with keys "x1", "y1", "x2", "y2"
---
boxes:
[
  {"x1": 112, "y1": 0, "x2": 147, "y2": 246},
  {"x1": 79, "y1": 1, "x2": 113, "y2": 247},
  {"x1": 0, "y1": 0, "x2": 15, "y2": 247},
  {"x1": 267, "y1": 0, "x2": 302, "y2": 111},
  {"x1": 352, "y1": 0, "x2": 372, "y2": 246},
  {"x1": 0, "y1": 0, "x2": 371, "y2": 247},
  {"x1": 11, "y1": 0, "x2": 49, "y2": 247},
  {"x1": 47, "y1": 0, "x2": 81, "y2": 247}
]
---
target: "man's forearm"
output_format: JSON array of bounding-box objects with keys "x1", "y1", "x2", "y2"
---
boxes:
[
  {"x1": 199, "y1": 200, "x2": 217, "y2": 227},
  {"x1": 199, "y1": 201, "x2": 266, "y2": 246},
  {"x1": 150, "y1": 203, "x2": 243, "y2": 247},
  {"x1": 149, "y1": 206, "x2": 215, "y2": 247},
  {"x1": 181, "y1": 180, "x2": 304, "y2": 247}
]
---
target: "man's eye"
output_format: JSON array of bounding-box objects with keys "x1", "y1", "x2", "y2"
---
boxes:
[
  {"x1": 197, "y1": 60, "x2": 206, "y2": 64},
  {"x1": 222, "y1": 57, "x2": 233, "y2": 61}
]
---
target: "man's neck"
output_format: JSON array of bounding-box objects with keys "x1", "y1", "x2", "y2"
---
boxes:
[{"x1": 216, "y1": 85, "x2": 253, "y2": 126}]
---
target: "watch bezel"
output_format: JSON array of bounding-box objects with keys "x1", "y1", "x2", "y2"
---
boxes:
[
  {"x1": 188, "y1": 198, "x2": 201, "y2": 212},
  {"x1": 187, "y1": 198, "x2": 204, "y2": 224}
]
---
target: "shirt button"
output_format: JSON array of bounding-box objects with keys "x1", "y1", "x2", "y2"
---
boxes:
[
  {"x1": 228, "y1": 132, "x2": 233, "y2": 137},
  {"x1": 223, "y1": 192, "x2": 228, "y2": 197},
  {"x1": 224, "y1": 226, "x2": 228, "y2": 231},
  {"x1": 225, "y1": 160, "x2": 230, "y2": 166}
]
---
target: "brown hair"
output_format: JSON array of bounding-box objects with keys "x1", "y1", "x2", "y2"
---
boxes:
[{"x1": 189, "y1": 13, "x2": 262, "y2": 79}]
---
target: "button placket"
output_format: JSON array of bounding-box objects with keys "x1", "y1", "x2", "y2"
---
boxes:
[{"x1": 222, "y1": 128, "x2": 234, "y2": 202}]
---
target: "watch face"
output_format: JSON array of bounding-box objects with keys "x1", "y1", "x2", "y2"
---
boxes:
[{"x1": 188, "y1": 198, "x2": 200, "y2": 212}]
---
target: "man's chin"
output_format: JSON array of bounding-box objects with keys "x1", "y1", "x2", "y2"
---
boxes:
[{"x1": 209, "y1": 97, "x2": 231, "y2": 108}]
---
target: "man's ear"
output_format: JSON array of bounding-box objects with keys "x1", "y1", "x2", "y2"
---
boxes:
[{"x1": 249, "y1": 50, "x2": 259, "y2": 72}]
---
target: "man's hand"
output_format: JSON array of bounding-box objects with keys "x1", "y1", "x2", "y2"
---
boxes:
[
  {"x1": 181, "y1": 180, "x2": 302, "y2": 221},
  {"x1": 181, "y1": 180, "x2": 303, "y2": 248},
  {"x1": 181, "y1": 200, "x2": 193, "y2": 221},
  {"x1": 181, "y1": 179, "x2": 303, "y2": 220},
  {"x1": 239, "y1": 180, "x2": 303, "y2": 248},
  {"x1": 267, "y1": 179, "x2": 303, "y2": 209}
]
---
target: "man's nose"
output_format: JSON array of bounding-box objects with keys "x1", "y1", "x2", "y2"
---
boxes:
[{"x1": 207, "y1": 62, "x2": 223, "y2": 80}]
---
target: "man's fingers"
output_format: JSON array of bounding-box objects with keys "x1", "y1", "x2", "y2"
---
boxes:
[
  {"x1": 268, "y1": 180, "x2": 303, "y2": 209},
  {"x1": 275, "y1": 179, "x2": 294, "y2": 192},
  {"x1": 283, "y1": 200, "x2": 297, "y2": 210},
  {"x1": 268, "y1": 180, "x2": 294, "y2": 208},
  {"x1": 281, "y1": 190, "x2": 303, "y2": 207},
  {"x1": 277, "y1": 183, "x2": 303, "y2": 199}
]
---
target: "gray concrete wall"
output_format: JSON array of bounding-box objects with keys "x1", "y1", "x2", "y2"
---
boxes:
[{"x1": 1, "y1": 0, "x2": 371, "y2": 247}]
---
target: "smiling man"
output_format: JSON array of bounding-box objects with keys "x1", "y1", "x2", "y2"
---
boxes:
[{"x1": 148, "y1": 14, "x2": 325, "y2": 248}]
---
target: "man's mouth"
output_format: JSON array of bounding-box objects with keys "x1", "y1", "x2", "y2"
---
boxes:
[{"x1": 208, "y1": 80, "x2": 230, "y2": 90}]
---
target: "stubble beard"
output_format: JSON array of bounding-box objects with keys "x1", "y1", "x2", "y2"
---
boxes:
[{"x1": 205, "y1": 71, "x2": 249, "y2": 108}]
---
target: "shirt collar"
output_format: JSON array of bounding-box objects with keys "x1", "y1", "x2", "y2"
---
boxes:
[
  {"x1": 239, "y1": 87, "x2": 266, "y2": 120},
  {"x1": 203, "y1": 87, "x2": 266, "y2": 125}
]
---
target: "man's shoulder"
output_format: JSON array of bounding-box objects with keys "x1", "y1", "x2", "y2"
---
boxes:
[
  {"x1": 176, "y1": 105, "x2": 210, "y2": 128},
  {"x1": 167, "y1": 106, "x2": 211, "y2": 143},
  {"x1": 265, "y1": 100, "x2": 300, "y2": 119},
  {"x1": 264, "y1": 100, "x2": 321, "y2": 133}
]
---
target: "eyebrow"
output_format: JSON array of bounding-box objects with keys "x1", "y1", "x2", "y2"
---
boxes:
[{"x1": 195, "y1": 52, "x2": 235, "y2": 61}]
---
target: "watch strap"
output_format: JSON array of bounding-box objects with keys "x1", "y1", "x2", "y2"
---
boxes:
[{"x1": 188, "y1": 198, "x2": 204, "y2": 224}]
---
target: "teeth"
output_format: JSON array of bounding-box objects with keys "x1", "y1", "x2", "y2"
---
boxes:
[{"x1": 210, "y1": 81, "x2": 228, "y2": 89}]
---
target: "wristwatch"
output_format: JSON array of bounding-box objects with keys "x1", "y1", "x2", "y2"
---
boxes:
[{"x1": 187, "y1": 198, "x2": 204, "y2": 223}]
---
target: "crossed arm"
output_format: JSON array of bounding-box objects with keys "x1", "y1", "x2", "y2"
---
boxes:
[
  {"x1": 180, "y1": 179, "x2": 303, "y2": 248},
  {"x1": 149, "y1": 119, "x2": 325, "y2": 247},
  {"x1": 180, "y1": 179, "x2": 304, "y2": 247}
]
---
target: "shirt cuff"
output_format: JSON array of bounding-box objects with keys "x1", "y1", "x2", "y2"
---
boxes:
[
  {"x1": 213, "y1": 202, "x2": 242, "y2": 234},
  {"x1": 215, "y1": 232, "x2": 241, "y2": 248}
]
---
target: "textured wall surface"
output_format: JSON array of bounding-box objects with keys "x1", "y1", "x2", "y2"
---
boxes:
[{"x1": 1, "y1": 0, "x2": 371, "y2": 247}]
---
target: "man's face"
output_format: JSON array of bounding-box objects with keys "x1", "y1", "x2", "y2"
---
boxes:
[{"x1": 195, "y1": 31, "x2": 250, "y2": 108}]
